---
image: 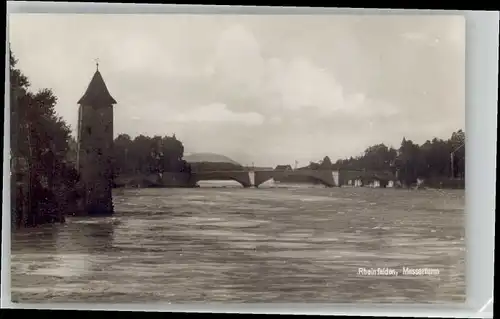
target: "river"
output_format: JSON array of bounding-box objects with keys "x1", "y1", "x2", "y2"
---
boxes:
[{"x1": 11, "y1": 181, "x2": 466, "y2": 303}]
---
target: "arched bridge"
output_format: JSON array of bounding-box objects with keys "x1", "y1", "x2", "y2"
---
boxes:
[
  {"x1": 114, "y1": 170, "x2": 396, "y2": 189},
  {"x1": 191, "y1": 169, "x2": 337, "y2": 188}
]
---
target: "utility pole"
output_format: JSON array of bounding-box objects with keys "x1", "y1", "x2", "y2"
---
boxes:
[
  {"x1": 450, "y1": 152, "x2": 454, "y2": 179},
  {"x1": 450, "y1": 142, "x2": 465, "y2": 179},
  {"x1": 26, "y1": 121, "x2": 33, "y2": 226}
]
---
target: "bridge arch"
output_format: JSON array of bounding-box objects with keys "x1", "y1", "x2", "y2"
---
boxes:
[
  {"x1": 299, "y1": 170, "x2": 336, "y2": 187},
  {"x1": 254, "y1": 170, "x2": 336, "y2": 187},
  {"x1": 253, "y1": 171, "x2": 276, "y2": 187},
  {"x1": 190, "y1": 171, "x2": 252, "y2": 188}
]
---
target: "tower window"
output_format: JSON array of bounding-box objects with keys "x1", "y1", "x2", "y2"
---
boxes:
[
  {"x1": 86, "y1": 127, "x2": 92, "y2": 135},
  {"x1": 97, "y1": 148, "x2": 103, "y2": 155}
]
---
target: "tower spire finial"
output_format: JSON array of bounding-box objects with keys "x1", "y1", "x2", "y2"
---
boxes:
[{"x1": 95, "y1": 58, "x2": 100, "y2": 71}]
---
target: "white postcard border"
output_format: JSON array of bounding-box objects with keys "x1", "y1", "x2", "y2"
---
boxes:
[{"x1": 2, "y1": 3, "x2": 498, "y2": 318}]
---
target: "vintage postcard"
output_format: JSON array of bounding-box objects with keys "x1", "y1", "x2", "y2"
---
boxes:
[{"x1": 8, "y1": 12, "x2": 465, "y2": 303}]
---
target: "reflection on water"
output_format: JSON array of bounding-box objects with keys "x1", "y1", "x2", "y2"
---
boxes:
[{"x1": 11, "y1": 182, "x2": 466, "y2": 303}]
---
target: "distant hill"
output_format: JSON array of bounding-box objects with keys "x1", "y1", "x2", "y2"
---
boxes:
[{"x1": 183, "y1": 152, "x2": 241, "y2": 166}]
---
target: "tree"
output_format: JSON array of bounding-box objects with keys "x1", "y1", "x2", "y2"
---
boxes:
[
  {"x1": 112, "y1": 134, "x2": 133, "y2": 176},
  {"x1": 10, "y1": 49, "x2": 78, "y2": 228},
  {"x1": 66, "y1": 136, "x2": 78, "y2": 166},
  {"x1": 111, "y1": 133, "x2": 191, "y2": 180},
  {"x1": 449, "y1": 129, "x2": 465, "y2": 179},
  {"x1": 358, "y1": 144, "x2": 397, "y2": 172},
  {"x1": 319, "y1": 156, "x2": 333, "y2": 169},
  {"x1": 395, "y1": 137, "x2": 422, "y2": 186},
  {"x1": 331, "y1": 130, "x2": 465, "y2": 187}
]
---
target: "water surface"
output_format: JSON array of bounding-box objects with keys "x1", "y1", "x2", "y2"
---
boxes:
[{"x1": 11, "y1": 182, "x2": 465, "y2": 303}]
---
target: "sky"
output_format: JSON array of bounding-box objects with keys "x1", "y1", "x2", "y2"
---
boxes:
[{"x1": 9, "y1": 13, "x2": 465, "y2": 167}]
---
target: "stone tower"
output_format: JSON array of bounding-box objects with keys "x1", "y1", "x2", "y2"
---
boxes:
[{"x1": 76, "y1": 64, "x2": 116, "y2": 216}]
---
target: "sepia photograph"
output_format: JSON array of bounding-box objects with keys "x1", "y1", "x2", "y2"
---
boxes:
[{"x1": 8, "y1": 11, "x2": 466, "y2": 304}]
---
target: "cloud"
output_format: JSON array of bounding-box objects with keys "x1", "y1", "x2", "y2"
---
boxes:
[
  {"x1": 8, "y1": 14, "x2": 465, "y2": 166},
  {"x1": 268, "y1": 57, "x2": 347, "y2": 114},
  {"x1": 171, "y1": 103, "x2": 265, "y2": 126},
  {"x1": 203, "y1": 25, "x2": 370, "y2": 118}
]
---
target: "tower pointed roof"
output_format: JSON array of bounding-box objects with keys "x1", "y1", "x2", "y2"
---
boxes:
[{"x1": 78, "y1": 67, "x2": 117, "y2": 105}]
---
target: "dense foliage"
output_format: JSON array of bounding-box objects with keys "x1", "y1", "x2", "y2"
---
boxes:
[
  {"x1": 112, "y1": 134, "x2": 249, "y2": 178},
  {"x1": 112, "y1": 134, "x2": 191, "y2": 178},
  {"x1": 10, "y1": 50, "x2": 79, "y2": 228},
  {"x1": 301, "y1": 131, "x2": 465, "y2": 187}
]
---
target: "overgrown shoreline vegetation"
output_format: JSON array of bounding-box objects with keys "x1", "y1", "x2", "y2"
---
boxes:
[
  {"x1": 10, "y1": 50, "x2": 80, "y2": 229},
  {"x1": 9, "y1": 50, "x2": 465, "y2": 229},
  {"x1": 297, "y1": 130, "x2": 465, "y2": 188}
]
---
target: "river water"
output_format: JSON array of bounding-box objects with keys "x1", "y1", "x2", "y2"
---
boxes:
[{"x1": 11, "y1": 181, "x2": 466, "y2": 303}]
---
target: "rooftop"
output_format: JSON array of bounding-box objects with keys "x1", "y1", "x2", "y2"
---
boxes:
[{"x1": 78, "y1": 68, "x2": 116, "y2": 105}]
